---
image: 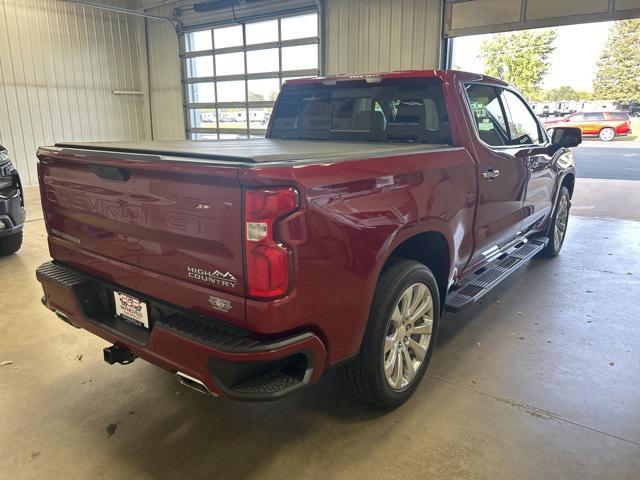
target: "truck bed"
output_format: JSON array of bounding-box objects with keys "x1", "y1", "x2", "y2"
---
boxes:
[{"x1": 52, "y1": 138, "x2": 450, "y2": 164}]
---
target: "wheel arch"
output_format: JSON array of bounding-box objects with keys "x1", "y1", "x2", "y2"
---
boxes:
[
  {"x1": 561, "y1": 172, "x2": 576, "y2": 198},
  {"x1": 599, "y1": 126, "x2": 616, "y2": 139},
  {"x1": 380, "y1": 230, "x2": 451, "y2": 311}
]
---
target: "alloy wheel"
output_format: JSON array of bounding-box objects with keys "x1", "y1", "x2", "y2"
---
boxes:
[
  {"x1": 383, "y1": 283, "x2": 434, "y2": 390},
  {"x1": 599, "y1": 128, "x2": 615, "y2": 141},
  {"x1": 554, "y1": 195, "x2": 569, "y2": 249}
]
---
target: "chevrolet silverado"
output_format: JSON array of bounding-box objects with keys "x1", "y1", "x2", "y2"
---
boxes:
[{"x1": 36, "y1": 70, "x2": 580, "y2": 407}]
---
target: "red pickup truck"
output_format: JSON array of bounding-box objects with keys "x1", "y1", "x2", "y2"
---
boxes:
[{"x1": 36, "y1": 70, "x2": 580, "y2": 407}]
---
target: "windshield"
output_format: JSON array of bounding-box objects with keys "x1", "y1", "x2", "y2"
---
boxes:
[{"x1": 269, "y1": 78, "x2": 452, "y2": 144}]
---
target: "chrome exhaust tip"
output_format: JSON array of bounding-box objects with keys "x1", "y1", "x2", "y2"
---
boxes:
[
  {"x1": 54, "y1": 309, "x2": 81, "y2": 329},
  {"x1": 175, "y1": 372, "x2": 217, "y2": 397}
]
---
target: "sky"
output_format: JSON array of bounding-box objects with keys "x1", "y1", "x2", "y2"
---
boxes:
[{"x1": 451, "y1": 21, "x2": 613, "y2": 92}]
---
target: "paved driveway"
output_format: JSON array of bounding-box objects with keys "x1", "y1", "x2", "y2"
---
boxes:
[{"x1": 573, "y1": 141, "x2": 640, "y2": 181}]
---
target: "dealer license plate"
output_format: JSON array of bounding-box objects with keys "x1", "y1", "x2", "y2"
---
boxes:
[{"x1": 113, "y1": 291, "x2": 149, "y2": 329}]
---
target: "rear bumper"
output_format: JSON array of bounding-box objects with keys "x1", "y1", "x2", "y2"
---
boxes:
[{"x1": 36, "y1": 261, "x2": 327, "y2": 401}]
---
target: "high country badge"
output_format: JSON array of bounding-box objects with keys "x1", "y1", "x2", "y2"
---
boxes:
[{"x1": 187, "y1": 266, "x2": 238, "y2": 288}]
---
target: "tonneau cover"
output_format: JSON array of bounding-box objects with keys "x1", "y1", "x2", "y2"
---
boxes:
[{"x1": 52, "y1": 138, "x2": 448, "y2": 164}]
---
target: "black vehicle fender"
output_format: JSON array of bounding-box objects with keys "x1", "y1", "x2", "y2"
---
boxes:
[{"x1": 542, "y1": 149, "x2": 576, "y2": 233}]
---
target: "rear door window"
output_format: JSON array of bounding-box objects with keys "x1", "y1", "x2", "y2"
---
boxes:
[
  {"x1": 465, "y1": 84, "x2": 508, "y2": 146},
  {"x1": 583, "y1": 112, "x2": 605, "y2": 121}
]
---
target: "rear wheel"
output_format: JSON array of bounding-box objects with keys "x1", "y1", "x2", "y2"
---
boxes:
[
  {"x1": 0, "y1": 231, "x2": 23, "y2": 256},
  {"x1": 539, "y1": 186, "x2": 570, "y2": 258},
  {"x1": 598, "y1": 127, "x2": 615, "y2": 142},
  {"x1": 336, "y1": 259, "x2": 439, "y2": 408}
]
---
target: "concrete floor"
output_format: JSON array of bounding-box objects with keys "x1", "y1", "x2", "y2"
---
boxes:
[
  {"x1": 571, "y1": 178, "x2": 640, "y2": 222},
  {"x1": 2, "y1": 187, "x2": 640, "y2": 479}
]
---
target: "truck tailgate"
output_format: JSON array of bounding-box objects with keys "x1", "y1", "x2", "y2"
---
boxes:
[{"x1": 37, "y1": 148, "x2": 246, "y2": 324}]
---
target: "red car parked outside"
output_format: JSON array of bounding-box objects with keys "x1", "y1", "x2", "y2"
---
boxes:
[{"x1": 544, "y1": 111, "x2": 632, "y2": 141}]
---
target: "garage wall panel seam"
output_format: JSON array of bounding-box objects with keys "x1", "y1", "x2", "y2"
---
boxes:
[{"x1": 142, "y1": 3, "x2": 184, "y2": 141}]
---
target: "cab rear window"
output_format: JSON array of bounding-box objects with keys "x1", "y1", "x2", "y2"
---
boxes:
[{"x1": 270, "y1": 78, "x2": 452, "y2": 144}]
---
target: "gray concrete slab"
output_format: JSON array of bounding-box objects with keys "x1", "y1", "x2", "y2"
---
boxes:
[
  {"x1": 1, "y1": 188, "x2": 639, "y2": 479},
  {"x1": 571, "y1": 178, "x2": 640, "y2": 222}
]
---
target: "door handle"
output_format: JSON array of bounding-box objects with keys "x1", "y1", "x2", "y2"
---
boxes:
[{"x1": 483, "y1": 168, "x2": 500, "y2": 180}]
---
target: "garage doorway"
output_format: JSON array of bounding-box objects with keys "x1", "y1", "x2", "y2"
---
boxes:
[{"x1": 449, "y1": 19, "x2": 640, "y2": 222}]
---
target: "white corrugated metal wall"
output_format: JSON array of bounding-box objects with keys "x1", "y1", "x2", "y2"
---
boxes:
[
  {"x1": 0, "y1": 0, "x2": 151, "y2": 186},
  {"x1": 324, "y1": 0, "x2": 442, "y2": 75}
]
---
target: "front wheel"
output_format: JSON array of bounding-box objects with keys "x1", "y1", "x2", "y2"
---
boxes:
[
  {"x1": 0, "y1": 231, "x2": 23, "y2": 256},
  {"x1": 336, "y1": 259, "x2": 439, "y2": 408},
  {"x1": 539, "y1": 186, "x2": 570, "y2": 258},
  {"x1": 599, "y1": 127, "x2": 615, "y2": 142}
]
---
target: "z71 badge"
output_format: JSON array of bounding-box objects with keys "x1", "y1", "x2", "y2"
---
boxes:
[
  {"x1": 208, "y1": 296, "x2": 232, "y2": 313},
  {"x1": 187, "y1": 266, "x2": 238, "y2": 288}
]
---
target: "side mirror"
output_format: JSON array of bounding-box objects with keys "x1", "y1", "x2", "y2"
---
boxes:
[{"x1": 551, "y1": 127, "x2": 582, "y2": 148}]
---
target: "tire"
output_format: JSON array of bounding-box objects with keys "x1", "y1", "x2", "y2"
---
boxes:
[
  {"x1": 598, "y1": 127, "x2": 615, "y2": 142},
  {"x1": 539, "y1": 186, "x2": 570, "y2": 258},
  {"x1": 336, "y1": 259, "x2": 440, "y2": 408},
  {"x1": 0, "y1": 231, "x2": 23, "y2": 256}
]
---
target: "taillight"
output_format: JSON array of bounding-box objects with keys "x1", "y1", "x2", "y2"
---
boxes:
[{"x1": 244, "y1": 187, "x2": 299, "y2": 298}]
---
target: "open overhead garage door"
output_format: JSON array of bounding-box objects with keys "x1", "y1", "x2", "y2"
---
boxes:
[
  {"x1": 444, "y1": 0, "x2": 640, "y2": 37},
  {"x1": 172, "y1": 0, "x2": 317, "y2": 29}
]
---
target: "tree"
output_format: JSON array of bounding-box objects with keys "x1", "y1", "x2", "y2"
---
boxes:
[
  {"x1": 480, "y1": 29, "x2": 557, "y2": 101},
  {"x1": 593, "y1": 19, "x2": 640, "y2": 103},
  {"x1": 542, "y1": 85, "x2": 591, "y2": 102},
  {"x1": 248, "y1": 90, "x2": 279, "y2": 102}
]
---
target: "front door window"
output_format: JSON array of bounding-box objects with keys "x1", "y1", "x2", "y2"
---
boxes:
[
  {"x1": 465, "y1": 84, "x2": 508, "y2": 146},
  {"x1": 499, "y1": 90, "x2": 542, "y2": 145}
]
